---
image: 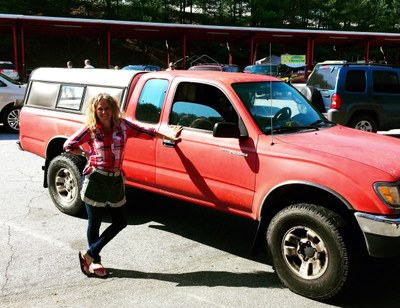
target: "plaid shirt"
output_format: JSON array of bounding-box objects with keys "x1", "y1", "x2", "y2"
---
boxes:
[{"x1": 64, "y1": 118, "x2": 156, "y2": 174}]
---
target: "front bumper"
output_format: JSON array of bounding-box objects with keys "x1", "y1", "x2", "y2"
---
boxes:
[{"x1": 355, "y1": 212, "x2": 400, "y2": 258}]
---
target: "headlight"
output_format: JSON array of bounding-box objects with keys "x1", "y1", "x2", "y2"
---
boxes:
[{"x1": 374, "y1": 182, "x2": 400, "y2": 208}]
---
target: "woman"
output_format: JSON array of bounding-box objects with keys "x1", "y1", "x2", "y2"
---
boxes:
[{"x1": 64, "y1": 93, "x2": 182, "y2": 278}]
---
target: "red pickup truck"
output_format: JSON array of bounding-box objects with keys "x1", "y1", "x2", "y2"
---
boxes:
[{"x1": 18, "y1": 67, "x2": 400, "y2": 301}]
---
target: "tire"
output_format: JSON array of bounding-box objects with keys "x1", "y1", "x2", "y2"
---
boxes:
[
  {"x1": 300, "y1": 86, "x2": 325, "y2": 113},
  {"x1": 300, "y1": 86, "x2": 312, "y2": 101},
  {"x1": 266, "y1": 203, "x2": 349, "y2": 300},
  {"x1": 2, "y1": 105, "x2": 20, "y2": 133},
  {"x1": 347, "y1": 115, "x2": 377, "y2": 133},
  {"x1": 47, "y1": 153, "x2": 87, "y2": 216}
]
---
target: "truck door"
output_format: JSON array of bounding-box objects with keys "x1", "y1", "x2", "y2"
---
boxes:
[
  {"x1": 156, "y1": 82, "x2": 257, "y2": 214},
  {"x1": 122, "y1": 78, "x2": 169, "y2": 187}
]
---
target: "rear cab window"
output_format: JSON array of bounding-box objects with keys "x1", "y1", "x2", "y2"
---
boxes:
[{"x1": 135, "y1": 79, "x2": 168, "y2": 124}]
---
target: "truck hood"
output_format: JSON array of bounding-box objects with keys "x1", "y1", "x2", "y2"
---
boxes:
[{"x1": 276, "y1": 125, "x2": 400, "y2": 179}]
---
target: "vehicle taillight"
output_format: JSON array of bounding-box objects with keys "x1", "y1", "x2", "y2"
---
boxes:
[{"x1": 331, "y1": 93, "x2": 341, "y2": 109}]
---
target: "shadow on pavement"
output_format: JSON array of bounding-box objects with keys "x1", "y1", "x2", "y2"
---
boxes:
[
  {"x1": 0, "y1": 126, "x2": 19, "y2": 140},
  {"x1": 124, "y1": 187, "x2": 262, "y2": 264},
  {"x1": 106, "y1": 268, "x2": 282, "y2": 289},
  {"x1": 121, "y1": 188, "x2": 400, "y2": 307}
]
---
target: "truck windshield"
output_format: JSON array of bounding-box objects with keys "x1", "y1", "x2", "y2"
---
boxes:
[{"x1": 232, "y1": 81, "x2": 332, "y2": 134}]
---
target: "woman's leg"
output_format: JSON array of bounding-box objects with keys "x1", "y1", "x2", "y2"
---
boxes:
[
  {"x1": 87, "y1": 204, "x2": 127, "y2": 262},
  {"x1": 85, "y1": 203, "x2": 105, "y2": 263}
]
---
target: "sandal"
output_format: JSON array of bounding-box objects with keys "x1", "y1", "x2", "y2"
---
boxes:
[
  {"x1": 92, "y1": 262, "x2": 108, "y2": 278},
  {"x1": 78, "y1": 251, "x2": 91, "y2": 277}
]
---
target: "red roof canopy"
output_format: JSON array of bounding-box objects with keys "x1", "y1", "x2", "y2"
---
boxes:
[{"x1": 1, "y1": 13, "x2": 400, "y2": 76}]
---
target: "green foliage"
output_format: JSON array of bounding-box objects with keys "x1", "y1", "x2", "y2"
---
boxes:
[{"x1": 0, "y1": 0, "x2": 398, "y2": 32}]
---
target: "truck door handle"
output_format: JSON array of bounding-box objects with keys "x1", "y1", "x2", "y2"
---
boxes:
[{"x1": 162, "y1": 139, "x2": 176, "y2": 148}]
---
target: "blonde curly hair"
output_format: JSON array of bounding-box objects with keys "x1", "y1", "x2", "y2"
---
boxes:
[{"x1": 85, "y1": 93, "x2": 123, "y2": 131}]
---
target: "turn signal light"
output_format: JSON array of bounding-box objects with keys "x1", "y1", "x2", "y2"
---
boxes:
[{"x1": 375, "y1": 183, "x2": 400, "y2": 207}]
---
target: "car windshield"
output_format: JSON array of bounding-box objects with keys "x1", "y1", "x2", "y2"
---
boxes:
[
  {"x1": 232, "y1": 81, "x2": 333, "y2": 134},
  {"x1": 0, "y1": 72, "x2": 22, "y2": 85},
  {"x1": 307, "y1": 64, "x2": 342, "y2": 90},
  {"x1": 0, "y1": 62, "x2": 15, "y2": 69}
]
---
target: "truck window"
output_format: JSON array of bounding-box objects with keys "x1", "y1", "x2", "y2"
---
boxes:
[
  {"x1": 171, "y1": 101, "x2": 222, "y2": 130},
  {"x1": 57, "y1": 85, "x2": 85, "y2": 111},
  {"x1": 170, "y1": 82, "x2": 238, "y2": 130},
  {"x1": 26, "y1": 81, "x2": 59, "y2": 108},
  {"x1": 136, "y1": 79, "x2": 168, "y2": 124}
]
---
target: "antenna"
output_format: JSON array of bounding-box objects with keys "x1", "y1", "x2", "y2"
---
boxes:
[{"x1": 269, "y1": 42, "x2": 275, "y2": 145}]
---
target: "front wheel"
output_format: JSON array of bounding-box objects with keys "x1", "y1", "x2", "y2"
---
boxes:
[
  {"x1": 266, "y1": 203, "x2": 350, "y2": 300},
  {"x1": 47, "y1": 153, "x2": 86, "y2": 216},
  {"x1": 2, "y1": 105, "x2": 20, "y2": 133}
]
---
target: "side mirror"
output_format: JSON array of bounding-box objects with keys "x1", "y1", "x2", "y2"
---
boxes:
[{"x1": 213, "y1": 122, "x2": 240, "y2": 138}]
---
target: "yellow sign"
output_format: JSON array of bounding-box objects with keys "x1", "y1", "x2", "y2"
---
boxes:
[{"x1": 281, "y1": 55, "x2": 306, "y2": 65}]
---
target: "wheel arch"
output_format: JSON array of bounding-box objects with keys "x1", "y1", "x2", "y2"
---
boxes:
[
  {"x1": 43, "y1": 136, "x2": 68, "y2": 187},
  {"x1": 0, "y1": 102, "x2": 16, "y2": 117},
  {"x1": 251, "y1": 181, "x2": 365, "y2": 257},
  {"x1": 346, "y1": 109, "x2": 380, "y2": 127}
]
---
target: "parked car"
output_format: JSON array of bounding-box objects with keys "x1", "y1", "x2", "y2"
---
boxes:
[
  {"x1": 301, "y1": 61, "x2": 400, "y2": 132},
  {"x1": 249, "y1": 64, "x2": 280, "y2": 77},
  {"x1": 249, "y1": 64, "x2": 292, "y2": 82},
  {"x1": 243, "y1": 65, "x2": 253, "y2": 73},
  {"x1": 122, "y1": 64, "x2": 161, "y2": 71},
  {"x1": 0, "y1": 72, "x2": 26, "y2": 133},
  {"x1": 188, "y1": 64, "x2": 239, "y2": 72},
  {"x1": 0, "y1": 61, "x2": 19, "y2": 80}
]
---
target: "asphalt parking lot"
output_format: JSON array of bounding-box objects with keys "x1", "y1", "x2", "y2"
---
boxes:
[{"x1": 1, "y1": 126, "x2": 400, "y2": 307}]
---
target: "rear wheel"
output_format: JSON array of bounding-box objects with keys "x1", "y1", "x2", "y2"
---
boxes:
[
  {"x1": 347, "y1": 114, "x2": 377, "y2": 132},
  {"x1": 266, "y1": 203, "x2": 350, "y2": 300},
  {"x1": 2, "y1": 105, "x2": 20, "y2": 133},
  {"x1": 47, "y1": 153, "x2": 86, "y2": 216}
]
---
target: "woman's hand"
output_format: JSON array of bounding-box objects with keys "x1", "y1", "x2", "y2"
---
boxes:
[
  {"x1": 157, "y1": 126, "x2": 183, "y2": 141},
  {"x1": 65, "y1": 148, "x2": 89, "y2": 159},
  {"x1": 168, "y1": 125, "x2": 183, "y2": 141}
]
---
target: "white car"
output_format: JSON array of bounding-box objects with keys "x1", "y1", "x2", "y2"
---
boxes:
[
  {"x1": 0, "y1": 72, "x2": 26, "y2": 133},
  {"x1": 0, "y1": 61, "x2": 19, "y2": 80}
]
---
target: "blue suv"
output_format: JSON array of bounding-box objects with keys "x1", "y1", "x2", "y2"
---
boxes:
[{"x1": 301, "y1": 61, "x2": 400, "y2": 132}]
